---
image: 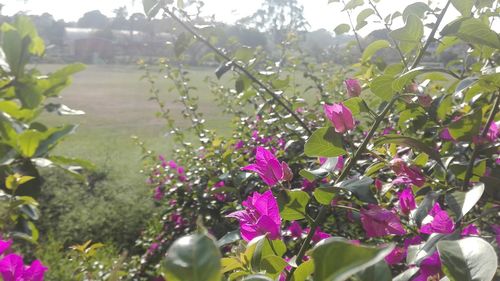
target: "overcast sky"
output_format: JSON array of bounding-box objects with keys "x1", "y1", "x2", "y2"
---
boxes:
[{"x1": 0, "y1": 0, "x2": 476, "y2": 35}]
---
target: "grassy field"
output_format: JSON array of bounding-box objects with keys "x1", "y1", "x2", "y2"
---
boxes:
[{"x1": 39, "y1": 64, "x2": 233, "y2": 184}]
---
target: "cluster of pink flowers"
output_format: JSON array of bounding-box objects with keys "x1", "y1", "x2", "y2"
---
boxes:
[
  {"x1": 151, "y1": 156, "x2": 188, "y2": 201},
  {"x1": 227, "y1": 190, "x2": 281, "y2": 241},
  {"x1": 242, "y1": 147, "x2": 292, "y2": 187},
  {"x1": 0, "y1": 239, "x2": 47, "y2": 281}
]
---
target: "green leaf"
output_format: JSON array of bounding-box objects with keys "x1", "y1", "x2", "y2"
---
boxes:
[
  {"x1": 355, "y1": 261, "x2": 391, "y2": 281},
  {"x1": 370, "y1": 75, "x2": 395, "y2": 101},
  {"x1": 35, "y1": 125, "x2": 77, "y2": 157},
  {"x1": 334, "y1": 24, "x2": 350, "y2": 36},
  {"x1": 390, "y1": 14, "x2": 423, "y2": 42},
  {"x1": 451, "y1": 0, "x2": 473, "y2": 16},
  {"x1": 441, "y1": 18, "x2": 500, "y2": 49},
  {"x1": 304, "y1": 127, "x2": 346, "y2": 158},
  {"x1": 445, "y1": 183, "x2": 484, "y2": 221},
  {"x1": 437, "y1": 237, "x2": 498, "y2": 281},
  {"x1": 342, "y1": 0, "x2": 364, "y2": 11},
  {"x1": 260, "y1": 256, "x2": 288, "y2": 278},
  {"x1": 17, "y1": 130, "x2": 43, "y2": 157},
  {"x1": 300, "y1": 157, "x2": 340, "y2": 180},
  {"x1": 361, "y1": 40, "x2": 390, "y2": 62},
  {"x1": 373, "y1": 135, "x2": 442, "y2": 166},
  {"x1": 278, "y1": 189, "x2": 310, "y2": 221},
  {"x1": 312, "y1": 238, "x2": 394, "y2": 281},
  {"x1": 291, "y1": 259, "x2": 314, "y2": 281},
  {"x1": 356, "y1": 8, "x2": 374, "y2": 30},
  {"x1": 313, "y1": 187, "x2": 337, "y2": 205},
  {"x1": 412, "y1": 191, "x2": 440, "y2": 226},
  {"x1": 402, "y1": 2, "x2": 430, "y2": 21},
  {"x1": 162, "y1": 233, "x2": 221, "y2": 281},
  {"x1": 364, "y1": 162, "x2": 385, "y2": 177},
  {"x1": 392, "y1": 268, "x2": 419, "y2": 281},
  {"x1": 448, "y1": 110, "x2": 482, "y2": 141},
  {"x1": 217, "y1": 230, "x2": 241, "y2": 247},
  {"x1": 338, "y1": 176, "x2": 376, "y2": 204},
  {"x1": 392, "y1": 67, "x2": 450, "y2": 92}
]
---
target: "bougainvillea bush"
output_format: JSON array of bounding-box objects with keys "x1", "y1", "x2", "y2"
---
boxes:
[
  {"x1": 2, "y1": 0, "x2": 500, "y2": 280},
  {"x1": 134, "y1": 0, "x2": 500, "y2": 280}
]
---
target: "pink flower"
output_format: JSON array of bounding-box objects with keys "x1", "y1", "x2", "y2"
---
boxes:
[
  {"x1": 287, "y1": 221, "x2": 303, "y2": 238},
  {"x1": 391, "y1": 158, "x2": 425, "y2": 187},
  {"x1": 234, "y1": 140, "x2": 244, "y2": 150},
  {"x1": 374, "y1": 178, "x2": 383, "y2": 190},
  {"x1": 420, "y1": 203, "x2": 455, "y2": 234},
  {"x1": 461, "y1": 224, "x2": 480, "y2": 236},
  {"x1": 0, "y1": 239, "x2": 12, "y2": 255},
  {"x1": 413, "y1": 251, "x2": 442, "y2": 281},
  {"x1": 227, "y1": 190, "x2": 281, "y2": 241},
  {"x1": 344, "y1": 78, "x2": 362, "y2": 97},
  {"x1": 491, "y1": 225, "x2": 500, "y2": 246},
  {"x1": 336, "y1": 156, "x2": 344, "y2": 171},
  {"x1": 301, "y1": 179, "x2": 316, "y2": 192},
  {"x1": 440, "y1": 128, "x2": 455, "y2": 141},
  {"x1": 360, "y1": 204, "x2": 406, "y2": 237},
  {"x1": 398, "y1": 188, "x2": 416, "y2": 215},
  {"x1": 213, "y1": 181, "x2": 227, "y2": 202},
  {"x1": 307, "y1": 228, "x2": 331, "y2": 243},
  {"x1": 473, "y1": 122, "x2": 499, "y2": 144},
  {"x1": 323, "y1": 103, "x2": 355, "y2": 134},
  {"x1": 0, "y1": 254, "x2": 47, "y2": 281},
  {"x1": 385, "y1": 246, "x2": 406, "y2": 265},
  {"x1": 242, "y1": 147, "x2": 291, "y2": 186},
  {"x1": 168, "y1": 160, "x2": 177, "y2": 169},
  {"x1": 386, "y1": 236, "x2": 422, "y2": 265},
  {"x1": 153, "y1": 187, "x2": 164, "y2": 201}
]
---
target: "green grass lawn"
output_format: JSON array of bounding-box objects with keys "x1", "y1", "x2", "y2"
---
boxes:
[{"x1": 39, "y1": 64, "x2": 234, "y2": 184}]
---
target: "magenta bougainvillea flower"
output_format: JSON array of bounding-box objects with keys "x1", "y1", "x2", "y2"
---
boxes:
[
  {"x1": 344, "y1": 78, "x2": 362, "y2": 97},
  {"x1": 0, "y1": 254, "x2": 47, "y2": 281},
  {"x1": 398, "y1": 187, "x2": 416, "y2": 215},
  {"x1": 390, "y1": 158, "x2": 426, "y2": 187},
  {"x1": 461, "y1": 224, "x2": 480, "y2": 236},
  {"x1": 242, "y1": 146, "x2": 292, "y2": 186},
  {"x1": 473, "y1": 121, "x2": 499, "y2": 144},
  {"x1": 0, "y1": 239, "x2": 12, "y2": 256},
  {"x1": 360, "y1": 204, "x2": 406, "y2": 237},
  {"x1": 288, "y1": 221, "x2": 303, "y2": 239},
  {"x1": 491, "y1": 225, "x2": 500, "y2": 246},
  {"x1": 306, "y1": 227, "x2": 331, "y2": 243},
  {"x1": 212, "y1": 181, "x2": 227, "y2": 202},
  {"x1": 420, "y1": 203, "x2": 455, "y2": 234},
  {"x1": 227, "y1": 190, "x2": 281, "y2": 241},
  {"x1": 440, "y1": 128, "x2": 454, "y2": 141},
  {"x1": 385, "y1": 236, "x2": 422, "y2": 265},
  {"x1": 413, "y1": 251, "x2": 443, "y2": 281},
  {"x1": 418, "y1": 94, "x2": 432, "y2": 107},
  {"x1": 323, "y1": 103, "x2": 355, "y2": 134},
  {"x1": 153, "y1": 186, "x2": 164, "y2": 201}
]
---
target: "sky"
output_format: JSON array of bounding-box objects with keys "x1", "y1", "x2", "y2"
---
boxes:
[{"x1": 0, "y1": 0, "x2": 472, "y2": 35}]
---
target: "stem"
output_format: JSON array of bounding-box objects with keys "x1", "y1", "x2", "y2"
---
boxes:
[
  {"x1": 410, "y1": 0, "x2": 452, "y2": 69},
  {"x1": 163, "y1": 8, "x2": 313, "y2": 136},
  {"x1": 368, "y1": 0, "x2": 407, "y2": 68},
  {"x1": 342, "y1": 0, "x2": 364, "y2": 53},
  {"x1": 462, "y1": 91, "x2": 500, "y2": 189},
  {"x1": 285, "y1": 95, "x2": 399, "y2": 281}
]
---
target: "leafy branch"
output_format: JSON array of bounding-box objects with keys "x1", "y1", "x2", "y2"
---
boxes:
[{"x1": 162, "y1": 7, "x2": 313, "y2": 136}]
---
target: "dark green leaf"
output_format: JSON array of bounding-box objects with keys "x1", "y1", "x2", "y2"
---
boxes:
[
  {"x1": 217, "y1": 230, "x2": 241, "y2": 247},
  {"x1": 338, "y1": 176, "x2": 376, "y2": 204},
  {"x1": 312, "y1": 238, "x2": 394, "y2": 281},
  {"x1": 355, "y1": 261, "x2": 391, "y2": 281},
  {"x1": 437, "y1": 237, "x2": 497, "y2": 281},
  {"x1": 448, "y1": 110, "x2": 482, "y2": 141},
  {"x1": 441, "y1": 18, "x2": 500, "y2": 49},
  {"x1": 162, "y1": 233, "x2": 221, "y2": 281},
  {"x1": 390, "y1": 14, "x2": 423, "y2": 42},
  {"x1": 445, "y1": 183, "x2": 484, "y2": 221}
]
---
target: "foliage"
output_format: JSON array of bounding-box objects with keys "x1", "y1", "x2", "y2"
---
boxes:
[{"x1": 135, "y1": 0, "x2": 500, "y2": 280}]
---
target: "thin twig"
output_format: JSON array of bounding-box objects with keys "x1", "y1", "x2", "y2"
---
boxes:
[
  {"x1": 368, "y1": 0, "x2": 407, "y2": 68},
  {"x1": 410, "y1": 0, "x2": 452, "y2": 69},
  {"x1": 163, "y1": 8, "x2": 313, "y2": 136},
  {"x1": 342, "y1": 0, "x2": 364, "y2": 53}
]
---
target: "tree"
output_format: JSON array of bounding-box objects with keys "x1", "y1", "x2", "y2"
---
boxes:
[
  {"x1": 111, "y1": 6, "x2": 129, "y2": 30},
  {"x1": 77, "y1": 10, "x2": 109, "y2": 29},
  {"x1": 238, "y1": 0, "x2": 309, "y2": 44}
]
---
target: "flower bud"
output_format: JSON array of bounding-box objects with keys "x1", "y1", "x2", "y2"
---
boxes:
[
  {"x1": 323, "y1": 103, "x2": 355, "y2": 134},
  {"x1": 344, "y1": 78, "x2": 362, "y2": 97}
]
